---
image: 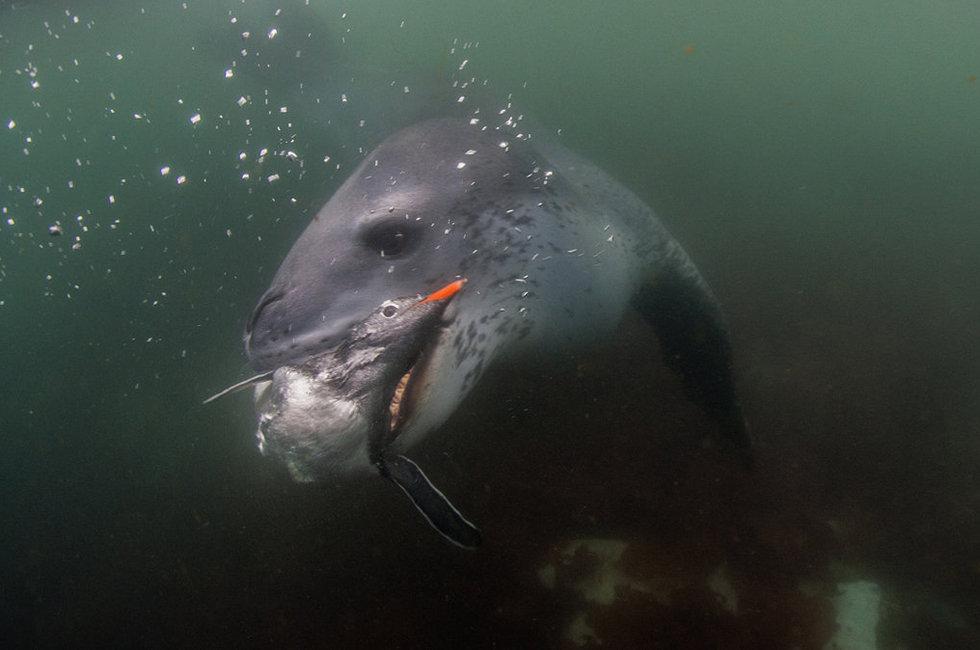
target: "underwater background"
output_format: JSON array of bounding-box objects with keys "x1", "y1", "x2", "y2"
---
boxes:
[{"x1": 1, "y1": 0, "x2": 977, "y2": 646}]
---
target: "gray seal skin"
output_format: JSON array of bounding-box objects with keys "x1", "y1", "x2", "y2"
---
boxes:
[
  {"x1": 253, "y1": 280, "x2": 481, "y2": 548},
  {"x1": 241, "y1": 118, "x2": 750, "y2": 543}
]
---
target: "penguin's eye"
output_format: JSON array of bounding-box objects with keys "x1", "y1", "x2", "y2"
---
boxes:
[
  {"x1": 363, "y1": 221, "x2": 415, "y2": 258},
  {"x1": 382, "y1": 304, "x2": 398, "y2": 318}
]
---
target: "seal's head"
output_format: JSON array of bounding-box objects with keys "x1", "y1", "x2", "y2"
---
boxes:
[
  {"x1": 256, "y1": 280, "x2": 465, "y2": 481},
  {"x1": 243, "y1": 119, "x2": 541, "y2": 372},
  {"x1": 244, "y1": 118, "x2": 622, "y2": 455}
]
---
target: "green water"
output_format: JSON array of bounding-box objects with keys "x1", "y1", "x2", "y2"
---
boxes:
[{"x1": 1, "y1": 1, "x2": 977, "y2": 646}]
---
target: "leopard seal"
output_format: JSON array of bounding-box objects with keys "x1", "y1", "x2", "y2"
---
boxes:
[{"x1": 239, "y1": 117, "x2": 750, "y2": 540}]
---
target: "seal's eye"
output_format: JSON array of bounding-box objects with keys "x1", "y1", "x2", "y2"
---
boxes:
[
  {"x1": 362, "y1": 220, "x2": 415, "y2": 258},
  {"x1": 382, "y1": 304, "x2": 398, "y2": 318}
]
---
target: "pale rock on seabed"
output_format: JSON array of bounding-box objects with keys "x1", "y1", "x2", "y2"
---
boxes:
[{"x1": 537, "y1": 539, "x2": 882, "y2": 648}]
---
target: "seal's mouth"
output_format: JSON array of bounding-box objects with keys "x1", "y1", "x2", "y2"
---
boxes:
[
  {"x1": 389, "y1": 367, "x2": 414, "y2": 432},
  {"x1": 386, "y1": 279, "x2": 465, "y2": 435}
]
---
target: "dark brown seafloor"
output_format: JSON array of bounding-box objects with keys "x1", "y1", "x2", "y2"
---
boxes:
[{"x1": 6, "y1": 223, "x2": 978, "y2": 649}]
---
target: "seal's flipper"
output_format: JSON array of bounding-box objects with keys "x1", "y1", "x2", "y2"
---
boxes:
[
  {"x1": 380, "y1": 454, "x2": 482, "y2": 549},
  {"x1": 633, "y1": 250, "x2": 752, "y2": 466}
]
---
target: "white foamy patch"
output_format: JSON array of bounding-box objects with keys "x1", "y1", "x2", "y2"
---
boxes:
[
  {"x1": 708, "y1": 565, "x2": 738, "y2": 613},
  {"x1": 824, "y1": 581, "x2": 881, "y2": 650},
  {"x1": 567, "y1": 613, "x2": 598, "y2": 647}
]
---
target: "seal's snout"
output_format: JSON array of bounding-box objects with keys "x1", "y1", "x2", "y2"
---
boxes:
[
  {"x1": 245, "y1": 286, "x2": 365, "y2": 371},
  {"x1": 245, "y1": 290, "x2": 284, "y2": 337},
  {"x1": 244, "y1": 289, "x2": 289, "y2": 363}
]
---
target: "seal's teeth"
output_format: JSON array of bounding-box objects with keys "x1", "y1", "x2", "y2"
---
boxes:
[{"x1": 389, "y1": 368, "x2": 413, "y2": 432}]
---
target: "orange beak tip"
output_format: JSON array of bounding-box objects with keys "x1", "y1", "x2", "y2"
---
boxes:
[{"x1": 419, "y1": 278, "x2": 467, "y2": 304}]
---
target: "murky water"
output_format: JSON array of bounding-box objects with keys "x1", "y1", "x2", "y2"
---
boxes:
[{"x1": 2, "y1": 1, "x2": 977, "y2": 646}]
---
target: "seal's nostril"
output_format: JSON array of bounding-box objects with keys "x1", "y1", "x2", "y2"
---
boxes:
[{"x1": 246, "y1": 291, "x2": 285, "y2": 335}]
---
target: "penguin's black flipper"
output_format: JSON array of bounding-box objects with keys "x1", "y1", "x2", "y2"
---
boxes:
[{"x1": 380, "y1": 454, "x2": 482, "y2": 549}]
